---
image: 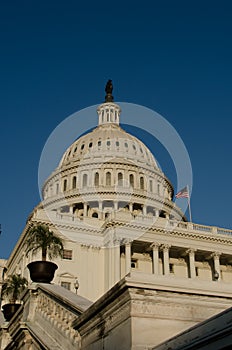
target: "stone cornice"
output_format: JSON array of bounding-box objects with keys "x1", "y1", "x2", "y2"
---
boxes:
[{"x1": 102, "y1": 219, "x2": 232, "y2": 246}]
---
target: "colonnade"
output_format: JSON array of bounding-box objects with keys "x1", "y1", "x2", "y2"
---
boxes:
[
  {"x1": 109, "y1": 241, "x2": 223, "y2": 283},
  {"x1": 66, "y1": 201, "x2": 170, "y2": 220}
]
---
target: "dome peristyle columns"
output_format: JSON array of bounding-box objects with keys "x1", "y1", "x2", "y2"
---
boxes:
[{"x1": 97, "y1": 102, "x2": 121, "y2": 126}]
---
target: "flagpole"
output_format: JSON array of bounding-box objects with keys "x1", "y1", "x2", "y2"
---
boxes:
[{"x1": 187, "y1": 185, "x2": 192, "y2": 222}]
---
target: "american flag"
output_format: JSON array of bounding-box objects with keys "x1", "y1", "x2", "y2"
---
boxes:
[{"x1": 175, "y1": 186, "x2": 189, "y2": 198}]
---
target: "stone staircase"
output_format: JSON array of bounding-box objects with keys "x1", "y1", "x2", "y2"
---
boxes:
[{"x1": 0, "y1": 283, "x2": 92, "y2": 350}]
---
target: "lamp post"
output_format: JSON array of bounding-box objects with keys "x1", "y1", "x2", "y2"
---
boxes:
[
  {"x1": 74, "y1": 279, "x2": 79, "y2": 294},
  {"x1": 213, "y1": 271, "x2": 219, "y2": 281}
]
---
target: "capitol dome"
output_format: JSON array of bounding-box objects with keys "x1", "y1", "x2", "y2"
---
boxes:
[{"x1": 42, "y1": 85, "x2": 185, "y2": 223}]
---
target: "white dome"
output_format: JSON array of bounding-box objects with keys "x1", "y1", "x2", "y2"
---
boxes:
[{"x1": 42, "y1": 102, "x2": 185, "y2": 222}]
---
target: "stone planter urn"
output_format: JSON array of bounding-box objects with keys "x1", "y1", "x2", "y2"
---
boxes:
[
  {"x1": 27, "y1": 261, "x2": 58, "y2": 283},
  {"x1": 2, "y1": 303, "x2": 21, "y2": 321}
]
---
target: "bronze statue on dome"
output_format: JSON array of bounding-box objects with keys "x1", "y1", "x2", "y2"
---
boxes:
[{"x1": 105, "y1": 79, "x2": 114, "y2": 102}]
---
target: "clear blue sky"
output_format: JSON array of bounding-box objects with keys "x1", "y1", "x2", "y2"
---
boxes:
[{"x1": 0, "y1": 1, "x2": 231, "y2": 258}]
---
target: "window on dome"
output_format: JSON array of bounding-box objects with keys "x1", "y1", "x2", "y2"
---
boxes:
[
  {"x1": 129, "y1": 174, "x2": 134, "y2": 188},
  {"x1": 140, "y1": 176, "x2": 144, "y2": 190},
  {"x1": 125, "y1": 142, "x2": 128, "y2": 148},
  {"x1": 72, "y1": 176, "x2": 77, "y2": 189},
  {"x1": 89, "y1": 142, "x2": 93, "y2": 148},
  {"x1": 106, "y1": 172, "x2": 111, "y2": 186},
  {"x1": 56, "y1": 183, "x2": 59, "y2": 194},
  {"x1": 81, "y1": 144, "x2": 85, "y2": 150},
  {"x1": 74, "y1": 146, "x2": 77, "y2": 153},
  {"x1": 157, "y1": 183, "x2": 160, "y2": 195},
  {"x1": 94, "y1": 172, "x2": 99, "y2": 186},
  {"x1": 140, "y1": 147, "x2": 143, "y2": 153},
  {"x1": 98, "y1": 140, "x2": 101, "y2": 147},
  {"x1": 63, "y1": 179, "x2": 67, "y2": 192},
  {"x1": 118, "y1": 172, "x2": 123, "y2": 186},
  {"x1": 149, "y1": 180, "x2": 153, "y2": 192},
  {"x1": 116, "y1": 141, "x2": 119, "y2": 147},
  {"x1": 83, "y1": 174, "x2": 88, "y2": 187},
  {"x1": 107, "y1": 140, "x2": 111, "y2": 147},
  {"x1": 133, "y1": 144, "x2": 136, "y2": 150}
]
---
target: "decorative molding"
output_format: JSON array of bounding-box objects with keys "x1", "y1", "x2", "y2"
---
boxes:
[
  {"x1": 186, "y1": 248, "x2": 197, "y2": 255},
  {"x1": 210, "y1": 252, "x2": 221, "y2": 259},
  {"x1": 150, "y1": 242, "x2": 160, "y2": 250},
  {"x1": 161, "y1": 244, "x2": 171, "y2": 251}
]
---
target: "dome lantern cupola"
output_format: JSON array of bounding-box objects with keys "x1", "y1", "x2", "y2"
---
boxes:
[{"x1": 97, "y1": 80, "x2": 121, "y2": 125}]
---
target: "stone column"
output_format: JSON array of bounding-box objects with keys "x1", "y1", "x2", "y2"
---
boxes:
[
  {"x1": 108, "y1": 245, "x2": 113, "y2": 287},
  {"x1": 114, "y1": 201, "x2": 118, "y2": 211},
  {"x1": 162, "y1": 245, "x2": 170, "y2": 275},
  {"x1": 84, "y1": 203, "x2": 88, "y2": 217},
  {"x1": 114, "y1": 240, "x2": 121, "y2": 281},
  {"x1": 69, "y1": 205, "x2": 74, "y2": 214},
  {"x1": 186, "y1": 249, "x2": 196, "y2": 278},
  {"x1": 151, "y1": 243, "x2": 159, "y2": 274},
  {"x1": 99, "y1": 201, "x2": 103, "y2": 219},
  {"x1": 125, "y1": 241, "x2": 131, "y2": 274},
  {"x1": 129, "y1": 203, "x2": 133, "y2": 213},
  {"x1": 211, "y1": 252, "x2": 221, "y2": 281},
  {"x1": 143, "y1": 205, "x2": 147, "y2": 215},
  {"x1": 154, "y1": 209, "x2": 159, "y2": 217}
]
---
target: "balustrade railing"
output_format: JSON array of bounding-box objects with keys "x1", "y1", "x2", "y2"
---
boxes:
[{"x1": 36, "y1": 289, "x2": 81, "y2": 347}]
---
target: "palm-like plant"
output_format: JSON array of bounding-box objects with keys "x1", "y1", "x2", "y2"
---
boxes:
[
  {"x1": 2, "y1": 274, "x2": 28, "y2": 303},
  {"x1": 25, "y1": 224, "x2": 64, "y2": 261}
]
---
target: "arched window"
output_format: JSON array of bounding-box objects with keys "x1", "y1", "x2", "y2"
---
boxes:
[
  {"x1": 106, "y1": 172, "x2": 111, "y2": 186},
  {"x1": 118, "y1": 172, "x2": 123, "y2": 186},
  {"x1": 92, "y1": 212, "x2": 98, "y2": 218},
  {"x1": 83, "y1": 174, "x2": 88, "y2": 187},
  {"x1": 140, "y1": 176, "x2": 144, "y2": 190},
  {"x1": 63, "y1": 179, "x2": 67, "y2": 192},
  {"x1": 72, "y1": 176, "x2": 77, "y2": 189},
  {"x1": 129, "y1": 174, "x2": 134, "y2": 188},
  {"x1": 94, "y1": 172, "x2": 99, "y2": 186}
]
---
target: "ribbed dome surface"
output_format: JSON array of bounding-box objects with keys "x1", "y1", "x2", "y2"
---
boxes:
[{"x1": 59, "y1": 123, "x2": 158, "y2": 171}]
